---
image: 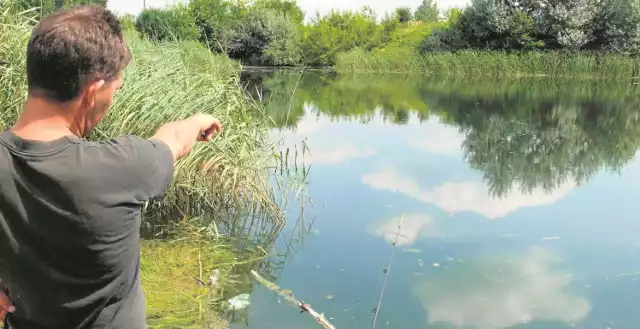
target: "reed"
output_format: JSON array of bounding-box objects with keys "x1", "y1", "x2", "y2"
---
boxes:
[{"x1": 335, "y1": 48, "x2": 640, "y2": 79}]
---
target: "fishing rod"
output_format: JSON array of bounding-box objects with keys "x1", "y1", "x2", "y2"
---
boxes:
[{"x1": 370, "y1": 215, "x2": 405, "y2": 329}]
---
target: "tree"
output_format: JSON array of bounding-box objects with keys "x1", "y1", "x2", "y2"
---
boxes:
[
  {"x1": 135, "y1": 6, "x2": 199, "y2": 42},
  {"x1": 414, "y1": 0, "x2": 438, "y2": 22},
  {"x1": 532, "y1": 0, "x2": 600, "y2": 50},
  {"x1": 228, "y1": 9, "x2": 301, "y2": 65},
  {"x1": 254, "y1": 0, "x2": 304, "y2": 24},
  {"x1": 395, "y1": 6, "x2": 412, "y2": 23},
  {"x1": 189, "y1": 0, "x2": 239, "y2": 53},
  {"x1": 589, "y1": 0, "x2": 640, "y2": 54},
  {"x1": 301, "y1": 8, "x2": 378, "y2": 66}
]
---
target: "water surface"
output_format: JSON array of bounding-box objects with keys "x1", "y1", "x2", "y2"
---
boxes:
[{"x1": 233, "y1": 71, "x2": 640, "y2": 329}]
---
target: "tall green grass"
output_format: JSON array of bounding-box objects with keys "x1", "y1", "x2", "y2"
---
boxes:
[
  {"x1": 335, "y1": 48, "x2": 640, "y2": 78},
  {"x1": 0, "y1": 6, "x2": 285, "y2": 224}
]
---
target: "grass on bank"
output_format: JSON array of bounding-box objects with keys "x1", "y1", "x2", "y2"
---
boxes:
[
  {"x1": 335, "y1": 47, "x2": 640, "y2": 78},
  {"x1": 0, "y1": 6, "x2": 285, "y2": 223}
]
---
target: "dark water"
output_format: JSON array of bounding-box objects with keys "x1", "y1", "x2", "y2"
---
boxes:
[{"x1": 233, "y1": 71, "x2": 640, "y2": 329}]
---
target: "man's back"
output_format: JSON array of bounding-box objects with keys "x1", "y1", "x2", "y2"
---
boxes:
[{"x1": 0, "y1": 131, "x2": 174, "y2": 328}]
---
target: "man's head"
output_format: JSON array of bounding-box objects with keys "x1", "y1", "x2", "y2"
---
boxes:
[{"x1": 26, "y1": 5, "x2": 131, "y2": 137}]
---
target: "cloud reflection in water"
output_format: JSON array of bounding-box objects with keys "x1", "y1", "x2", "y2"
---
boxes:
[
  {"x1": 362, "y1": 168, "x2": 574, "y2": 219},
  {"x1": 414, "y1": 247, "x2": 590, "y2": 329},
  {"x1": 372, "y1": 214, "x2": 437, "y2": 247}
]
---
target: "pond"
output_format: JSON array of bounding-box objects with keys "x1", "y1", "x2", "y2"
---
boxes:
[{"x1": 230, "y1": 71, "x2": 640, "y2": 329}]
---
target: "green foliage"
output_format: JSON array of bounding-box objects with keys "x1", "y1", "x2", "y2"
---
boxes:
[
  {"x1": 422, "y1": 0, "x2": 640, "y2": 54},
  {"x1": 384, "y1": 21, "x2": 442, "y2": 49},
  {"x1": 135, "y1": 5, "x2": 199, "y2": 42},
  {"x1": 118, "y1": 14, "x2": 136, "y2": 33},
  {"x1": 254, "y1": 0, "x2": 304, "y2": 24},
  {"x1": 5, "y1": 0, "x2": 106, "y2": 19},
  {"x1": 589, "y1": 0, "x2": 640, "y2": 55},
  {"x1": 13, "y1": 0, "x2": 640, "y2": 70},
  {"x1": 395, "y1": 7, "x2": 413, "y2": 23},
  {"x1": 415, "y1": 0, "x2": 439, "y2": 22},
  {"x1": 228, "y1": 9, "x2": 301, "y2": 66},
  {"x1": 301, "y1": 8, "x2": 379, "y2": 66},
  {"x1": 189, "y1": 0, "x2": 242, "y2": 53},
  {"x1": 336, "y1": 49, "x2": 638, "y2": 78}
]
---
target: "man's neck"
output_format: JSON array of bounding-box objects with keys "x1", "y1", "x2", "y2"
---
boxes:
[{"x1": 11, "y1": 97, "x2": 80, "y2": 141}]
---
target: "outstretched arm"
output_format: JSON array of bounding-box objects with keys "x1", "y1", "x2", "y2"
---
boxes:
[{"x1": 151, "y1": 113, "x2": 222, "y2": 161}]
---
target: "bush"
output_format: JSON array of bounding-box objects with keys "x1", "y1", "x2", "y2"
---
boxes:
[
  {"x1": 135, "y1": 5, "x2": 199, "y2": 42},
  {"x1": 421, "y1": 0, "x2": 640, "y2": 54},
  {"x1": 301, "y1": 8, "x2": 378, "y2": 66},
  {"x1": 590, "y1": 0, "x2": 640, "y2": 54},
  {"x1": 228, "y1": 9, "x2": 301, "y2": 66},
  {"x1": 395, "y1": 7, "x2": 413, "y2": 23},
  {"x1": 189, "y1": 0, "x2": 241, "y2": 53}
]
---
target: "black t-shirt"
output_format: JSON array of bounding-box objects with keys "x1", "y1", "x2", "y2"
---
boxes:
[{"x1": 0, "y1": 131, "x2": 174, "y2": 329}]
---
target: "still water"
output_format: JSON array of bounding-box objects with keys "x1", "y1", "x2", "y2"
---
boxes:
[{"x1": 233, "y1": 71, "x2": 640, "y2": 329}]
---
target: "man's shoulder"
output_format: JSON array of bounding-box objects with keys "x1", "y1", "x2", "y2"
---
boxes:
[
  {"x1": 79, "y1": 135, "x2": 148, "y2": 151},
  {"x1": 75, "y1": 135, "x2": 170, "y2": 164}
]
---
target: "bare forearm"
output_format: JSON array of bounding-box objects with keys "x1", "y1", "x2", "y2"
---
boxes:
[
  {"x1": 151, "y1": 118, "x2": 201, "y2": 161},
  {"x1": 151, "y1": 114, "x2": 222, "y2": 161}
]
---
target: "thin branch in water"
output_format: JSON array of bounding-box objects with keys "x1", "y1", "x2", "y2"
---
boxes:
[{"x1": 251, "y1": 270, "x2": 337, "y2": 329}]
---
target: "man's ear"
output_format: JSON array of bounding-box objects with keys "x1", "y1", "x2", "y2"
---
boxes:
[{"x1": 81, "y1": 79, "x2": 106, "y2": 109}]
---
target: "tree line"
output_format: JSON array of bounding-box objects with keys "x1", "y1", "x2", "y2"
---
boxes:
[
  {"x1": 126, "y1": 0, "x2": 443, "y2": 67},
  {"x1": 6, "y1": 0, "x2": 640, "y2": 67},
  {"x1": 5, "y1": 0, "x2": 442, "y2": 66},
  {"x1": 422, "y1": 0, "x2": 640, "y2": 55}
]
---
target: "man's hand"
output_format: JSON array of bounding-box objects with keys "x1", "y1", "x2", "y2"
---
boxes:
[
  {"x1": 152, "y1": 113, "x2": 223, "y2": 161},
  {"x1": 0, "y1": 279, "x2": 14, "y2": 322},
  {"x1": 194, "y1": 114, "x2": 222, "y2": 142}
]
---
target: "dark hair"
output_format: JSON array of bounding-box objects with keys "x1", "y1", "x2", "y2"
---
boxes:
[{"x1": 26, "y1": 5, "x2": 131, "y2": 102}]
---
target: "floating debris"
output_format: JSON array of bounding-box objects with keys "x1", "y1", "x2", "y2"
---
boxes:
[
  {"x1": 402, "y1": 248, "x2": 422, "y2": 253},
  {"x1": 432, "y1": 263, "x2": 441, "y2": 267},
  {"x1": 250, "y1": 270, "x2": 337, "y2": 329},
  {"x1": 227, "y1": 293, "x2": 251, "y2": 310},
  {"x1": 542, "y1": 236, "x2": 561, "y2": 241},
  {"x1": 325, "y1": 295, "x2": 334, "y2": 300}
]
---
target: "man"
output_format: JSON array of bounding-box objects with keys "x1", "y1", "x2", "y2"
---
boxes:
[{"x1": 0, "y1": 5, "x2": 222, "y2": 328}]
